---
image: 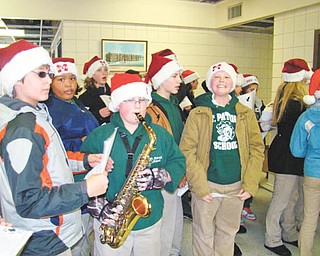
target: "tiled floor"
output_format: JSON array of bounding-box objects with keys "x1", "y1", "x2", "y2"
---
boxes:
[{"x1": 180, "y1": 177, "x2": 320, "y2": 256}]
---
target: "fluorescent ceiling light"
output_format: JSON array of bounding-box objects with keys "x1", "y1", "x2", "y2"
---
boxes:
[
  {"x1": 0, "y1": 20, "x2": 6, "y2": 28},
  {"x1": 0, "y1": 29, "x2": 25, "y2": 37},
  {"x1": 0, "y1": 44, "x2": 9, "y2": 48}
]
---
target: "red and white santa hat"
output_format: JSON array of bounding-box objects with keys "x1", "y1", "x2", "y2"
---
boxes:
[
  {"x1": 146, "y1": 55, "x2": 181, "y2": 89},
  {"x1": 229, "y1": 63, "x2": 245, "y2": 86},
  {"x1": 242, "y1": 74, "x2": 259, "y2": 88},
  {"x1": 181, "y1": 70, "x2": 199, "y2": 84},
  {"x1": 109, "y1": 73, "x2": 152, "y2": 112},
  {"x1": 152, "y1": 48, "x2": 177, "y2": 61},
  {"x1": 83, "y1": 56, "x2": 109, "y2": 78},
  {"x1": 206, "y1": 62, "x2": 238, "y2": 94},
  {"x1": 52, "y1": 57, "x2": 78, "y2": 79},
  {"x1": 303, "y1": 68, "x2": 320, "y2": 105},
  {"x1": 0, "y1": 39, "x2": 53, "y2": 97},
  {"x1": 282, "y1": 58, "x2": 313, "y2": 82}
]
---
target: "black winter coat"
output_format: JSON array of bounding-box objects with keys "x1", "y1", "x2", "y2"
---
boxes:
[
  {"x1": 268, "y1": 100, "x2": 305, "y2": 176},
  {"x1": 78, "y1": 84, "x2": 111, "y2": 125}
]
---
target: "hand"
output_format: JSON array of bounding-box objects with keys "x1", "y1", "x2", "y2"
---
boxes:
[
  {"x1": 184, "y1": 105, "x2": 192, "y2": 111},
  {"x1": 136, "y1": 168, "x2": 170, "y2": 191},
  {"x1": 178, "y1": 175, "x2": 187, "y2": 188},
  {"x1": 99, "y1": 107, "x2": 111, "y2": 118},
  {"x1": 202, "y1": 194, "x2": 214, "y2": 203},
  {"x1": 106, "y1": 157, "x2": 114, "y2": 173},
  {"x1": 100, "y1": 203, "x2": 122, "y2": 226},
  {"x1": 87, "y1": 154, "x2": 103, "y2": 168},
  {"x1": 237, "y1": 189, "x2": 252, "y2": 201},
  {"x1": 86, "y1": 172, "x2": 109, "y2": 197},
  {"x1": 0, "y1": 216, "x2": 12, "y2": 227},
  {"x1": 87, "y1": 196, "x2": 108, "y2": 219}
]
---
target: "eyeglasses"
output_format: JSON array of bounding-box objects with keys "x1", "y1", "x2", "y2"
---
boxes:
[
  {"x1": 123, "y1": 98, "x2": 148, "y2": 104},
  {"x1": 32, "y1": 71, "x2": 55, "y2": 79}
]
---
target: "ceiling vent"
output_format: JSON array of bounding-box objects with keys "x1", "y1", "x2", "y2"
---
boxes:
[{"x1": 228, "y1": 4, "x2": 242, "y2": 19}]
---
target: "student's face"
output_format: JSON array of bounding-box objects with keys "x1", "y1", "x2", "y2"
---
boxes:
[
  {"x1": 51, "y1": 73, "x2": 77, "y2": 100},
  {"x1": 244, "y1": 83, "x2": 258, "y2": 94},
  {"x1": 160, "y1": 71, "x2": 182, "y2": 94},
  {"x1": 210, "y1": 71, "x2": 233, "y2": 97},
  {"x1": 92, "y1": 66, "x2": 108, "y2": 86},
  {"x1": 14, "y1": 65, "x2": 52, "y2": 107},
  {"x1": 118, "y1": 97, "x2": 148, "y2": 127},
  {"x1": 234, "y1": 85, "x2": 242, "y2": 96},
  {"x1": 190, "y1": 79, "x2": 199, "y2": 90}
]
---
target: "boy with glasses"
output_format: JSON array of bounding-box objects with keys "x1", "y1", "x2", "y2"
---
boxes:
[
  {"x1": 0, "y1": 40, "x2": 109, "y2": 255},
  {"x1": 81, "y1": 73, "x2": 185, "y2": 256}
]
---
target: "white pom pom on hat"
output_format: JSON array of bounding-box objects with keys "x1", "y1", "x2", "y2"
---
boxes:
[{"x1": 303, "y1": 68, "x2": 320, "y2": 105}]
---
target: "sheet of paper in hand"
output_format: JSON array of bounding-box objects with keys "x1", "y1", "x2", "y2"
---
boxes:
[
  {"x1": 85, "y1": 127, "x2": 118, "y2": 179},
  {"x1": 0, "y1": 226, "x2": 32, "y2": 256}
]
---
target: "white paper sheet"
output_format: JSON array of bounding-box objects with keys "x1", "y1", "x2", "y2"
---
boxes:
[
  {"x1": 85, "y1": 128, "x2": 118, "y2": 179},
  {"x1": 0, "y1": 226, "x2": 32, "y2": 256},
  {"x1": 210, "y1": 193, "x2": 240, "y2": 198}
]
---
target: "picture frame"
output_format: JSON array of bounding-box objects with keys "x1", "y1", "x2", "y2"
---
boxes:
[{"x1": 101, "y1": 39, "x2": 148, "y2": 72}]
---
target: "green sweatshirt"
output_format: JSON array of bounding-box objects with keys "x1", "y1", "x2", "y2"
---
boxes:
[
  {"x1": 80, "y1": 112, "x2": 186, "y2": 230},
  {"x1": 196, "y1": 93, "x2": 241, "y2": 184}
]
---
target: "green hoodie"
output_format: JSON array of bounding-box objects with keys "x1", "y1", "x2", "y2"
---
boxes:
[
  {"x1": 196, "y1": 93, "x2": 241, "y2": 184},
  {"x1": 81, "y1": 112, "x2": 186, "y2": 230}
]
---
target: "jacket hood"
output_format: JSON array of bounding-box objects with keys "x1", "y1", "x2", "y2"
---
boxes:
[
  {"x1": 305, "y1": 101, "x2": 320, "y2": 124},
  {"x1": 0, "y1": 95, "x2": 49, "y2": 129},
  {"x1": 194, "y1": 91, "x2": 239, "y2": 109}
]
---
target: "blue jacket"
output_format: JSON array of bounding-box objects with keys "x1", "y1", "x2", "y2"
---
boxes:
[
  {"x1": 290, "y1": 101, "x2": 320, "y2": 178},
  {"x1": 45, "y1": 94, "x2": 99, "y2": 152}
]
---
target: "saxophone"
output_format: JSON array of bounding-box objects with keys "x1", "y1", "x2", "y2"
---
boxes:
[{"x1": 99, "y1": 113, "x2": 156, "y2": 248}]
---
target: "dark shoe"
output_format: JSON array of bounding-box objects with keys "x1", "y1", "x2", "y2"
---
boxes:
[
  {"x1": 264, "y1": 244, "x2": 291, "y2": 256},
  {"x1": 282, "y1": 240, "x2": 298, "y2": 247},
  {"x1": 234, "y1": 243, "x2": 242, "y2": 256},
  {"x1": 237, "y1": 225, "x2": 247, "y2": 234}
]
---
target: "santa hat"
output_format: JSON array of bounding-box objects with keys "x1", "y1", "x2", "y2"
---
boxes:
[
  {"x1": 282, "y1": 58, "x2": 313, "y2": 82},
  {"x1": 303, "y1": 68, "x2": 320, "y2": 105},
  {"x1": 242, "y1": 74, "x2": 259, "y2": 88},
  {"x1": 52, "y1": 57, "x2": 78, "y2": 79},
  {"x1": 146, "y1": 55, "x2": 181, "y2": 89},
  {"x1": 182, "y1": 70, "x2": 199, "y2": 84},
  {"x1": 83, "y1": 56, "x2": 109, "y2": 78},
  {"x1": 109, "y1": 73, "x2": 152, "y2": 112},
  {"x1": 0, "y1": 39, "x2": 53, "y2": 97},
  {"x1": 229, "y1": 63, "x2": 245, "y2": 86},
  {"x1": 206, "y1": 62, "x2": 238, "y2": 94},
  {"x1": 152, "y1": 49, "x2": 177, "y2": 61}
]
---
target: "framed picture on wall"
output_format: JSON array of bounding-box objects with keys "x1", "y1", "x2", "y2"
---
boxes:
[{"x1": 101, "y1": 39, "x2": 148, "y2": 72}]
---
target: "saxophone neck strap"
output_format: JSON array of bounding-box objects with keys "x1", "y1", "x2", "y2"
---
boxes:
[{"x1": 119, "y1": 131, "x2": 142, "y2": 176}]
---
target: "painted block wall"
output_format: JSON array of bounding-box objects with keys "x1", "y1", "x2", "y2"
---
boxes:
[
  {"x1": 61, "y1": 20, "x2": 273, "y2": 103},
  {"x1": 272, "y1": 4, "x2": 320, "y2": 99}
]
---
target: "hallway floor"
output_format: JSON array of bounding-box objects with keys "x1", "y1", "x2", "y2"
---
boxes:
[{"x1": 180, "y1": 177, "x2": 320, "y2": 256}]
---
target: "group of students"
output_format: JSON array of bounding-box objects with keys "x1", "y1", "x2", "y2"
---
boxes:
[{"x1": 0, "y1": 38, "x2": 319, "y2": 256}]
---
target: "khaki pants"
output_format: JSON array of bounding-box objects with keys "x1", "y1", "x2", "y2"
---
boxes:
[
  {"x1": 191, "y1": 181, "x2": 243, "y2": 256},
  {"x1": 71, "y1": 213, "x2": 93, "y2": 256},
  {"x1": 160, "y1": 190, "x2": 183, "y2": 256},
  {"x1": 57, "y1": 248, "x2": 72, "y2": 256},
  {"x1": 93, "y1": 218, "x2": 161, "y2": 256},
  {"x1": 299, "y1": 176, "x2": 320, "y2": 256},
  {"x1": 265, "y1": 174, "x2": 303, "y2": 247}
]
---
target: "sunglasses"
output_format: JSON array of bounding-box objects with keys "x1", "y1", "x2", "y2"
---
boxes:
[{"x1": 32, "y1": 71, "x2": 55, "y2": 79}]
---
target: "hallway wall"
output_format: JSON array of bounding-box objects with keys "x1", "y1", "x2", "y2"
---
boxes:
[
  {"x1": 271, "y1": 4, "x2": 320, "y2": 99},
  {"x1": 61, "y1": 20, "x2": 273, "y2": 102}
]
